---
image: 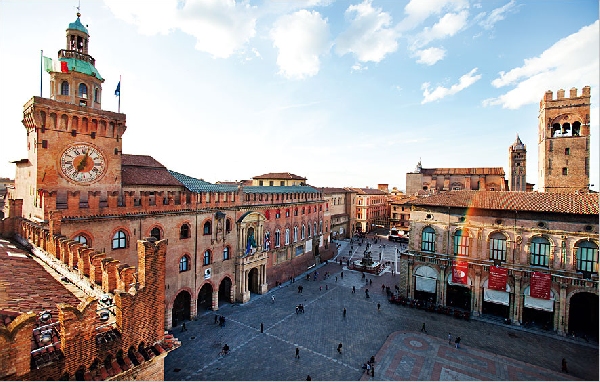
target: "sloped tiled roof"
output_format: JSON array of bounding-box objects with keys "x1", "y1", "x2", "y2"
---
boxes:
[
  {"x1": 169, "y1": 171, "x2": 239, "y2": 193},
  {"x1": 421, "y1": 167, "x2": 505, "y2": 176},
  {"x1": 321, "y1": 187, "x2": 352, "y2": 194},
  {"x1": 0, "y1": 239, "x2": 81, "y2": 324},
  {"x1": 121, "y1": 155, "x2": 184, "y2": 187},
  {"x1": 411, "y1": 190, "x2": 598, "y2": 215},
  {"x1": 253, "y1": 172, "x2": 306, "y2": 180},
  {"x1": 350, "y1": 187, "x2": 388, "y2": 195}
]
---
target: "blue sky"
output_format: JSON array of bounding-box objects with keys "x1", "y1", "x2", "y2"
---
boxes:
[{"x1": 0, "y1": 0, "x2": 598, "y2": 191}]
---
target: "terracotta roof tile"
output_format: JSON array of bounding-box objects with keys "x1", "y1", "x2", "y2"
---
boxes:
[
  {"x1": 121, "y1": 155, "x2": 184, "y2": 187},
  {"x1": 0, "y1": 239, "x2": 81, "y2": 318},
  {"x1": 411, "y1": 190, "x2": 599, "y2": 214},
  {"x1": 421, "y1": 167, "x2": 505, "y2": 176}
]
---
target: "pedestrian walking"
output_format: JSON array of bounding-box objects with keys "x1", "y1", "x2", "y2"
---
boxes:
[
  {"x1": 421, "y1": 322, "x2": 427, "y2": 333},
  {"x1": 306, "y1": 375, "x2": 312, "y2": 381},
  {"x1": 271, "y1": 295, "x2": 275, "y2": 303},
  {"x1": 319, "y1": 286, "x2": 322, "y2": 291},
  {"x1": 370, "y1": 279, "x2": 372, "y2": 285},
  {"x1": 381, "y1": 284, "x2": 385, "y2": 292},
  {"x1": 326, "y1": 284, "x2": 328, "y2": 290},
  {"x1": 352, "y1": 286, "x2": 356, "y2": 293},
  {"x1": 448, "y1": 333, "x2": 452, "y2": 345},
  {"x1": 181, "y1": 322, "x2": 187, "y2": 332},
  {"x1": 377, "y1": 303, "x2": 381, "y2": 311},
  {"x1": 341, "y1": 271, "x2": 344, "y2": 279},
  {"x1": 336, "y1": 276, "x2": 338, "y2": 282},
  {"x1": 455, "y1": 336, "x2": 461, "y2": 349},
  {"x1": 561, "y1": 358, "x2": 568, "y2": 373},
  {"x1": 343, "y1": 307, "x2": 347, "y2": 317},
  {"x1": 337, "y1": 343, "x2": 343, "y2": 353},
  {"x1": 295, "y1": 347, "x2": 300, "y2": 359},
  {"x1": 214, "y1": 314, "x2": 219, "y2": 324}
]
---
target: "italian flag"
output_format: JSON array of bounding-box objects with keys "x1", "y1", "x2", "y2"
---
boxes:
[{"x1": 43, "y1": 57, "x2": 68, "y2": 73}]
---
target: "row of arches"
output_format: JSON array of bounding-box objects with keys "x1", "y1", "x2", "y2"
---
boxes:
[
  {"x1": 171, "y1": 277, "x2": 235, "y2": 326},
  {"x1": 37, "y1": 109, "x2": 120, "y2": 138}
]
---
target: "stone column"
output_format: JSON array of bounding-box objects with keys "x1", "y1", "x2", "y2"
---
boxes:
[
  {"x1": 557, "y1": 283, "x2": 567, "y2": 335},
  {"x1": 513, "y1": 274, "x2": 523, "y2": 325},
  {"x1": 473, "y1": 268, "x2": 482, "y2": 316},
  {"x1": 439, "y1": 265, "x2": 447, "y2": 305},
  {"x1": 212, "y1": 290, "x2": 219, "y2": 311}
]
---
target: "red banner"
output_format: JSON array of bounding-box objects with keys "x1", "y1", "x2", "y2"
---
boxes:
[
  {"x1": 488, "y1": 266, "x2": 508, "y2": 291},
  {"x1": 452, "y1": 261, "x2": 468, "y2": 285},
  {"x1": 530, "y1": 272, "x2": 551, "y2": 299}
]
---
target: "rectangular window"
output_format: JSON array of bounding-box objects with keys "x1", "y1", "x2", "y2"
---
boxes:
[
  {"x1": 562, "y1": 167, "x2": 568, "y2": 176},
  {"x1": 489, "y1": 238, "x2": 507, "y2": 261},
  {"x1": 565, "y1": 148, "x2": 570, "y2": 155},
  {"x1": 530, "y1": 242, "x2": 550, "y2": 267},
  {"x1": 259, "y1": 180, "x2": 263, "y2": 186},
  {"x1": 269, "y1": 181, "x2": 274, "y2": 186},
  {"x1": 295, "y1": 246, "x2": 303, "y2": 256},
  {"x1": 454, "y1": 235, "x2": 470, "y2": 257}
]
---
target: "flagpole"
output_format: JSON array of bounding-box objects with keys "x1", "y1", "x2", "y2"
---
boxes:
[{"x1": 40, "y1": 50, "x2": 43, "y2": 97}]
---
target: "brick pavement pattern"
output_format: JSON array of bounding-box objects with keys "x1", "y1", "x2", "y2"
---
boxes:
[{"x1": 164, "y1": 239, "x2": 598, "y2": 381}]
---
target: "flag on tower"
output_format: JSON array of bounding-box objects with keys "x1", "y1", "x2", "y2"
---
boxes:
[
  {"x1": 115, "y1": 81, "x2": 120, "y2": 97},
  {"x1": 43, "y1": 56, "x2": 61, "y2": 73},
  {"x1": 60, "y1": 61, "x2": 69, "y2": 73}
]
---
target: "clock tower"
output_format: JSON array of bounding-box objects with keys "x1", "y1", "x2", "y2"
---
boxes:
[{"x1": 17, "y1": 12, "x2": 126, "y2": 221}]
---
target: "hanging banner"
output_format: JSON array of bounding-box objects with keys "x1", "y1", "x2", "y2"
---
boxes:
[
  {"x1": 452, "y1": 261, "x2": 468, "y2": 285},
  {"x1": 488, "y1": 266, "x2": 508, "y2": 291},
  {"x1": 530, "y1": 272, "x2": 551, "y2": 299}
]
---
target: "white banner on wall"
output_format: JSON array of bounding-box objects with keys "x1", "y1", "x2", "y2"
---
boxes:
[
  {"x1": 305, "y1": 239, "x2": 313, "y2": 253},
  {"x1": 523, "y1": 286, "x2": 555, "y2": 312},
  {"x1": 415, "y1": 266, "x2": 438, "y2": 293}
]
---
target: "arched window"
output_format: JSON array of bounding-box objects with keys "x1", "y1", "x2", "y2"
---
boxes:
[
  {"x1": 179, "y1": 255, "x2": 190, "y2": 272},
  {"x1": 180, "y1": 224, "x2": 190, "y2": 239},
  {"x1": 319, "y1": 220, "x2": 323, "y2": 234},
  {"x1": 294, "y1": 208, "x2": 298, "y2": 216},
  {"x1": 293, "y1": 226, "x2": 298, "y2": 242},
  {"x1": 421, "y1": 227, "x2": 435, "y2": 252},
  {"x1": 576, "y1": 240, "x2": 598, "y2": 274},
  {"x1": 203, "y1": 221, "x2": 212, "y2": 235},
  {"x1": 453, "y1": 229, "x2": 469, "y2": 256},
  {"x1": 223, "y1": 246, "x2": 230, "y2": 260},
  {"x1": 286, "y1": 209, "x2": 290, "y2": 217},
  {"x1": 275, "y1": 230, "x2": 281, "y2": 247},
  {"x1": 489, "y1": 232, "x2": 507, "y2": 262},
  {"x1": 112, "y1": 230, "x2": 127, "y2": 249},
  {"x1": 301, "y1": 225, "x2": 306, "y2": 240},
  {"x1": 150, "y1": 227, "x2": 161, "y2": 241},
  {"x1": 61, "y1": 81, "x2": 69, "y2": 95},
  {"x1": 203, "y1": 250, "x2": 211, "y2": 265},
  {"x1": 308, "y1": 224, "x2": 311, "y2": 237},
  {"x1": 530, "y1": 236, "x2": 550, "y2": 267},
  {"x1": 313, "y1": 223, "x2": 317, "y2": 236},
  {"x1": 94, "y1": 87, "x2": 100, "y2": 102},
  {"x1": 225, "y1": 219, "x2": 231, "y2": 233},
  {"x1": 73, "y1": 234, "x2": 88, "y2": 247},
  {"x1": 285, "y1": 228, "x2": 290, "y2": 245},
  {"x1": 78, "y1": 83, "x2": 88, "y2": 99}
]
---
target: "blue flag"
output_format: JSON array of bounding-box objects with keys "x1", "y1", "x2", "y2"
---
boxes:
[{"x1": 115, "y1": 81, "x2": 120, "y2": 96}]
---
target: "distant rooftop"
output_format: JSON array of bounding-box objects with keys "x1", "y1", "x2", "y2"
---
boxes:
[{"x1": 253, "y1": 172, "x2": 306, "y2": 180}]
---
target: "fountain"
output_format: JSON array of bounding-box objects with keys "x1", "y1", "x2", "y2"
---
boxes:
[{"x1": 352, "y1": 250, "x2": 383, "y2": 274}]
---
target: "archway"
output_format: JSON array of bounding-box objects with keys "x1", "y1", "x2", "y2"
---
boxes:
[
  {"x1": 414, "y1": 266, "x2": 437, "y2": 303},
  {"x1": 569, "y1": 292, "x2": 599, "y2": 340},
  {"x1": 197, "y1": 283, "x2": 213, "y2": 312},
  {"x1": 248, "y1": 267, "x2": 260, "y2": 294},
  {"x1": 219, "y1": 277, "x2": 232, "y2": 303},
  {"x1": 172, "y1": 291, "x2": 191, "y2": 327}
]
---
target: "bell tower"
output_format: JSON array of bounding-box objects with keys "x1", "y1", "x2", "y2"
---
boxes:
[
  {"x1": 16, "y1": 11, "x2": 126, "y2": 222},
  {"x1": 508, "y1": 134, "x2": 526, "y2": 191},
  {"x1": 538, "y1": 86, "x2": 591, "y2": 193}
]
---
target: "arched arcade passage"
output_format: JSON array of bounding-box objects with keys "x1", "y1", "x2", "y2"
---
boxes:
[{"x1": 172, "y1": 290, "x2": 191, "y2": 327}]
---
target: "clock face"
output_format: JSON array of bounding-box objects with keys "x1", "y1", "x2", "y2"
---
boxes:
[{"x1": 60, "y1": 143, "x2": 107, "y2": 184}]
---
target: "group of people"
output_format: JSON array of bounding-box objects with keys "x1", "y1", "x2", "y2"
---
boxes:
[
  {"x1": 215, "y1": 315, "x2": 226, "y2": 327},
  {"x1": 295, "y1": 304, "x2": 305, "y2": 314},
  {"x1": 361, "y1": 355, "x2": 376, "y2": 376}
]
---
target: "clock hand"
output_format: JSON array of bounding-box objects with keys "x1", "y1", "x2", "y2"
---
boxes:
[{"x1": 76, "y1": 151, "x2": 89, "y2": 171}]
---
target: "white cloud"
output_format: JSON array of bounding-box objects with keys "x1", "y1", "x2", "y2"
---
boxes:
[
  {"x1": 270, "y1": 10, "x2": 330, "y2": 80},
  {"x1": 104, "y1": 0, "x2": 257, "y2": 59},
  {"x1": 397, "y1": 0, "x2": 469, "y2": 32},
  {"x1": 351, "y1": 63, "x2": 368, "y2": 72},
  {"x1": 484, "y1": 20, "x2": 599, "y2": 109},
  {"x1": 421, "y1": 68, "x2": 482, "y2": 104},
  {"x1": 414, "y1": 47, "x2": 446, "y2": 65},
  {"x1": 335, "y1": 0, "x2": 399, "y2": 63},
  {"x1": 479, "y1": 0, "x2": 516, "y2": 30},
  {"x1": 412, "y1": 10, "x2": 469, "y2": 48}
]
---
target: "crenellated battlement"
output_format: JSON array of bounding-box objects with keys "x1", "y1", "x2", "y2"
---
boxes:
[{"x1": 0, "y1": 221, "x2": 179, "y2": 380}]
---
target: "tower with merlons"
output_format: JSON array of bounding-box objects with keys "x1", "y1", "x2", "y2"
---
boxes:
[{"x1": 17, "y1": 11, "x2": 126, "y2": 222}]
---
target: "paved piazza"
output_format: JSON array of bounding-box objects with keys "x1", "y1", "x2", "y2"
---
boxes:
[{"x1": 165, "y1": 240, "x2": 598, "y2": 381}]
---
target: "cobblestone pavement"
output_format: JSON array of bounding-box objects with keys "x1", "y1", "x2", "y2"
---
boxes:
[{"x1": 164, "y1": 238, "x2": 598, "y2": 381}]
